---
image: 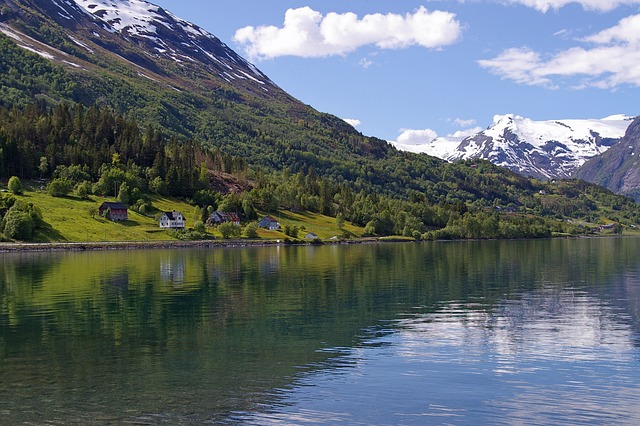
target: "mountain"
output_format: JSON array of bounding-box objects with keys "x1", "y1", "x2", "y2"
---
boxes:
[
  {"x1": 575, "y1": 116, "x2": 640, "y2": 201},
  {"x1": 0, "y1": 0, "x2": 389, "y2": 170},
  {"x1": 1, "y1": 0, "x2": 640, "y2": 242},
  {"x1": 397, "y1": 114, "x2": 633, "y2": 180},
  {"x1": 2, "y1": 0, "x2": 274, "y2": 96}
]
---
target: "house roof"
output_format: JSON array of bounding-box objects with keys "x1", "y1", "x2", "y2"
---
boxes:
[
  {"x1": 214, "y1": 211, "x2": 240, "y2": 220},
  {"x1": 162, "y1": 211, "x2": 183, "y2": 220},
  {"x1": 261, "y1": 215, "x2": 278, "y2": 223},
  {"x1": 100, "y1": 202, "x2": 127, "y2": 210}
]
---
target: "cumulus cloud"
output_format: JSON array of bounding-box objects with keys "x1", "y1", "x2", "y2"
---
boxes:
[
  {"x1": 396, "y1": 128, "x2": 439, "y2": 145},
  {"x1": 450, "y1": 126, "x2": 483, "y2": 138},
  {"x1": 233, "y1": 6, "x2": 462, "y2": 60},
  {"x1": 395, "y1": 125, "x2": 483, "y2": 146},
  {"x1": 478, "y1": 13, "x2": 640, "y2": 89},
  {"x1": 506, "y1": 0, "x2": 640, "y2": 12},
  {"x1": 343, "y1": 118, "x2": 362, "y2": 128}
]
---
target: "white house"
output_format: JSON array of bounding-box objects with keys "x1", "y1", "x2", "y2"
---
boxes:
[
  {"x1": 159, "y1": 211, "x2": 186, "y2": 229},
  {"x1": 258, "y1": 215, "x2": 280, "y2": 231}
]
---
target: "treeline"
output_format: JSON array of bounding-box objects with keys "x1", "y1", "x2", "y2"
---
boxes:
[
  {"x1": 1, "y1": 102, "x2": 639, "y2": 241},
  {"x1": 0, "y1": 102, "x2": 245, "y2": 194}
]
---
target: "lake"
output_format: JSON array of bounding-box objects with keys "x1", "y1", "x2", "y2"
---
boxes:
[{"x1": 1, "y1": 238, "x2": 640, "y2": 424}]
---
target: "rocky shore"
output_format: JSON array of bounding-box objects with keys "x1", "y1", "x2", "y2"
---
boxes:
[{"x1": 0, "y1": 238, "x2": 380, "y2": 253}]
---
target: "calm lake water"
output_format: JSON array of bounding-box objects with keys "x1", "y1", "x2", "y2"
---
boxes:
[{"x1": 1, "y1": 238, "x2": 640, "y2": 425}]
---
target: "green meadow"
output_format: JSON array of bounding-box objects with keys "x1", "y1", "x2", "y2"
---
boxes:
[{"x1": 6, "y1": 186, "x2": 363, "y2": 243}]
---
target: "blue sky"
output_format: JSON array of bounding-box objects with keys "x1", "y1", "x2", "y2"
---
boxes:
[{"x1": 152, "y1": 0, "x2": 639, "y2": 145}]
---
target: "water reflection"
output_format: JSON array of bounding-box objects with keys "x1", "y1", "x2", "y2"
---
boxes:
[
  {"x1": 235, "y1": 240, "x2": 640, "y2": 425},
  {"x1": 0, "y1": 239, "x2": 639, "y2": 424},
  {"x1": 242, "y1": 287, "x2": 640, "y2": 424}
]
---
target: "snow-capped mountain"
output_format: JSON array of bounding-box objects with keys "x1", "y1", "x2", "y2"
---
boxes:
[
  {"x1": 0, "y1": 0, "x2": 389, "y2": 170},
  {"x1": 1, "y1": 0, "x2": 275, "y2": 96},
  {"x1": 70, "y1": 0, "x2": 272, "y2": 88},
  {"x1": 405, "y1": 114, "x2": 633, "y2": 179}
]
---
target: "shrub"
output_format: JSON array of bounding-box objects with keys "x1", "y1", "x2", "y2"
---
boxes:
[
  {"x1": 193, "y1": 220, "x2": 205, "y2": 233},
  {"x1": 48, "y1": 178, "x2": 73, "y2": 197},
  {"x1": 244, "y1": 221, "x2": 259, "y2": 238},
  {"x1": 284, "y1": 224, "x2": 299, "y2": 238},
  {"x1": 363, "y1": 221, "x2": 376, "y2": 237},
  {"x1": 3, "y1": 207, "x2": 33, "y2": 240},
  {"x1": 75, "y1": 181, "x2": 92, "y2": 198},
  {"x1": 7, "y1": 176, "x2": 22, "y2": 194},
  {"x1": 218, "y1": 222, "x2": 241, "y2": 239}
]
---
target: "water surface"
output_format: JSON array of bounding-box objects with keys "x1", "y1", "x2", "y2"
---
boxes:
[{"x1": 1, "y1": 238, "x2": 639, "y2": 424}]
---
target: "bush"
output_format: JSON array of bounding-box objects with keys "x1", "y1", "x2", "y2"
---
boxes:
[
  {"x1": 75, "y1": 181, "x2": 92, "y2": 198},
  {"x1": 7, "y1": 176, "x2": 22, "y2": 194},
  {"x1": 193, "y1": 220, "x2": 206, "y2": 233},
  {"x1": 48, "y1": 178, "x2": 73, "y2": 197},
  {"x1": 0, "y1": 192, "x2": 16, "y2": 209},
  {"x1": 363, "y1": 221, "x2": 376, "y2": 237},
  {"x1": 284, "y1": 224, "x2": 299, "y2": 238},
  {"x1": 169, "y1": 229, "x2": 210, "y2": 240},
  {"x1": 3, "y1": 207, "x2": 34, "y2": 240},
  {"x1": 218, "y1": 222, "x2": 241, "y2": 239},
  {"x1": 244, "y1": 221, "x2": 259, "y2": 238}
]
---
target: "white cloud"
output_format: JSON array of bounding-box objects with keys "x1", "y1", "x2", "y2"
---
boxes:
[
  {"x1": 343, "y1": 118, "x2": 362, "y2": 128},
  {"x1": 450, "y1": 126, "x2": 483, "y2": 138},
  {"x1": 478, "y1": 13, "x2": 640, "y2": 89},
  {"x1": 583, "y1": 14, "x2": 640, "y2": 44},
  {"x1": 506, "y1": 0, "x2": 640, "y2": 12},
  {"x1": 391, "y1": 126, "x2": 484, "y2": 157},
  {"x1": 396, "y1": 128, "x2": 439, "y2": 145},
  {"x1": 359, "y1": 58, "x2": 374, "y2": 69},
  {"x1": 450, "y1": 118, "x2": 477, "y2": 127},
  {"x1": 233, "y1": 6, "x2": 462, "y2": 60}
]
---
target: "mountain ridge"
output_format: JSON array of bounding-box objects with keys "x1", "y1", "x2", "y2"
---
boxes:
[
  {"x1": 1, "y1": 0, "x2": 392, "y2": 169},
  {"x1": 394, "y1": 114, "x2": 634, "y2": 180},
  {"x1": 575, "y1": 116, "x2": 640, "y2": 201}
]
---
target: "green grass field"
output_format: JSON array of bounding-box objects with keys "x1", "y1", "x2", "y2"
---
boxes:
[{"x1": 6, "y1": 185, "x2": 363, "y2": 243}]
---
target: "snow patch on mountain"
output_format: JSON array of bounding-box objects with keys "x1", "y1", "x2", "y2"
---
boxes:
[
  {"x1": 74, "y1": 0, "x2": 164, "y2": 36},
  {"x1": 71, "y1": 0, "x2": 271, "y2": 87},
  {"x1": 397, "y1": 114, "x2": 633, "y2": 179}
]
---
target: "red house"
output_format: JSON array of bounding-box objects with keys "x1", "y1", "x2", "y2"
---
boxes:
[{"x1": 99, "y1": 202, "x2": 128, "y2": 221}]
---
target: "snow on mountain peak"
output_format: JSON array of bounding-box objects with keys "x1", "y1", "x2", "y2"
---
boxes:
[
  {"x1": 71, "y1": 0, "x2": 270, "y2": 87},
  {"x1": 394, "y1": 114, "x2": 634, "y2": 179}
]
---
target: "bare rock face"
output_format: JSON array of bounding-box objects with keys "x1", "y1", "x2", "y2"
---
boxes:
[{"x1": 575, "y1": 117, "x2": 640, "y2": 201}]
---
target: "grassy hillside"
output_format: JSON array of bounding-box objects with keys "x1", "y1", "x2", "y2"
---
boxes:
[{"x1": 3, "y1": 181, "x2": 362, "y2": 243}]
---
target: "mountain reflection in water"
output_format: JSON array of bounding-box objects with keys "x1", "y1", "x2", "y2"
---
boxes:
[{"x1": 1, "y1": 239, "x2": 640, "y2": 424}]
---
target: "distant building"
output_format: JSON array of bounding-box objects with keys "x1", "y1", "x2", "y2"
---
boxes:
[
  {"x1": 304, "y1": 232, "x2": 318, "y2": 239},
  {"x1": 207, "y1": 211, "x2": 240, "y2": 226},
  {"x1": 258, "y1": 215, "x2": 280, "y2": 230},
  {"x1": 159, "y1": 211, "x2": 186, "y2": 229},
  {"x1": 99, "y1": 202, "x2": 128, "y2": 221}
]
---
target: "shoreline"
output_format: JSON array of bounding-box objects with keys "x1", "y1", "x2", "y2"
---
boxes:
[
  {"x1": 0, "y1": 238, "x2": 382, "y2": 253},
  {"x1": 0, "y1": 234, "x2": 627, "y2": 253}
]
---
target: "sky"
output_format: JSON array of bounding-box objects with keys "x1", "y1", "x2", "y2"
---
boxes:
[{"x1": 151, "y1": 0, "x2": 640, "y2": 147}]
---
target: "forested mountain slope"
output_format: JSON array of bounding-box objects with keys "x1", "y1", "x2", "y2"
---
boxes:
[{"x1": 0, "y1": 0, "x2": 639, "y2": 242}]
